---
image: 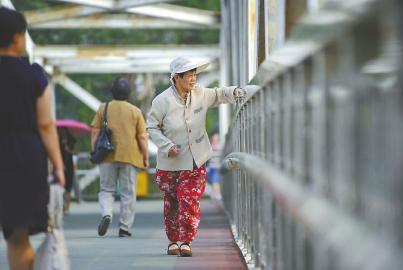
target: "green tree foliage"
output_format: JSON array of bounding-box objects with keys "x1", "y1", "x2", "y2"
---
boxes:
[
  {"x1": 13, "y1": 0, "x2": 220, "y2": 11},
  {"x1": 11, "y1": 0, "x2": 54, "y2": 10},
  {"x1": 31, "y1": 29, "x2": 219, "y2": 45}
]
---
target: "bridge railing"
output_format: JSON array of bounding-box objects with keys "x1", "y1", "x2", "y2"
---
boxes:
[{"x1": 220, "y1": 0, "x2": 403, "y2": 269}]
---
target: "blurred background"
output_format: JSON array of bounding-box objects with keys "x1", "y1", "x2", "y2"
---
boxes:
[
  {"x1": 5, "y1": 0, "x2": 223, "y2": 200},
  {"x1": 2, "y1": 0, "x2": 403, "y2": 269}
]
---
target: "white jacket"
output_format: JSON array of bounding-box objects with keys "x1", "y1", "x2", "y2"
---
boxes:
[{"x1": 147, "y1": 85, "x2": 238, "y2": 171}]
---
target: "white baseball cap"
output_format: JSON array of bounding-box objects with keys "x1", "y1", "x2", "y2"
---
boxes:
[{"x1": 170, "y1": 57, "x2": 209, "y2": 84}]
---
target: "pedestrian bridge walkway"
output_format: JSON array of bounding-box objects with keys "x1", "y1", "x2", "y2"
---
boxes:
[
  {"x1": 0, "y1": 200, "x2": 247, "y2": 270},
  {"x1": 1, "y1": 1, "x2": 403, "y2": 269}
]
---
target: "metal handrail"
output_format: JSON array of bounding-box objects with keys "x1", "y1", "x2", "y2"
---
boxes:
[
  {"x1": 222, "y1": 152, "x2": 403, "y2": 269},
  {"x1": 220, "y1": 0, "x2": 403, "y2": 269}
]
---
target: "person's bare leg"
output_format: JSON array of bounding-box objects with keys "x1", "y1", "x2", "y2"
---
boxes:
[{"x1": 7, "y1": 229, "x2": 35, "y2": 270}]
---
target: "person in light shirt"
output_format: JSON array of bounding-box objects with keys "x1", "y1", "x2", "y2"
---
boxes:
[{"x1": 147, "y1": 57, "x2": 245, "y2": 257}]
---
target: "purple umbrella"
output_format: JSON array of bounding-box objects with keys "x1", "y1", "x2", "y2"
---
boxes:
[{"x1": 56, "y1": 119, "x2": 91, "y2": 138}]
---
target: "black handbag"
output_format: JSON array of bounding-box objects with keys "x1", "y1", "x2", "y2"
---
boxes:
[{"x1": 90, "y1": 102, "x2": 114, "y2": 164}]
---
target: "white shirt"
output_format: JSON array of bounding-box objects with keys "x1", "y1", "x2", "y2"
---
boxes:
[{"x1": 147, "y1": 85, "x2": 238, "y2": 171}]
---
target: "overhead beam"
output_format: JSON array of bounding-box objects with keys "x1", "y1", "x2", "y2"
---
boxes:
[
  {"x1": 52, "y1": 61, "x2": 218, "y2": 74},
  {"x1": 57, "y1": 63, "x2": 174, "y2": 74},
  {"x1": 45, "y1": 2, "x2": 219, "y2": 26},
  {"x1": 50, "y1": 0, "x2": 114, "y2": 9},
  {"x1": 25, "y1": 4, "x2": 104, "y2": 25},
  {"x1": 45, "y1": 56, "x2": 213, "y2": 66},
  {"x1": 34, "y1": 45, "x2": 220, "y2": 60},
  {"x1": 29, "y1": 14, "x2": 217, "y2": 29},
  {"x1": 53, "y1": 74, "x2": 101, "y2": 111},
  {"x1": 50, "y1": 0, "x2": 176, "y2": 9},
  {"x1": 116, "y1": 0, "x2": 176, "y2": 9},
  {"x1": 0, "y1": 0, "x2": 15, "y2": 9},
  {"x1": 127, "y1": 4, "x2": 219, "y2": 26}
]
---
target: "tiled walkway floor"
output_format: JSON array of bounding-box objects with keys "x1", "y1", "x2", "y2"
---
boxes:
[{"x1": 0, "y1": 199, "x2": 246, "y2": 270}]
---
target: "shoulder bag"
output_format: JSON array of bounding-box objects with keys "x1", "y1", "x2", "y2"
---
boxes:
[{"x1": 90, "y1": 102, "x2": 114, "y2": 164}]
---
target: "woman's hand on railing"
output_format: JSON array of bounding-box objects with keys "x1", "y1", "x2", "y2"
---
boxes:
[
  {"x1": 220, "y1": 157, "x2": 241, "y2": 173},
  {"x1": 234, "y1": 85, "x2": 261, "y2": 105},
  {"x1": 233, "y1": 87, "x2": 246, "y2": 103}
]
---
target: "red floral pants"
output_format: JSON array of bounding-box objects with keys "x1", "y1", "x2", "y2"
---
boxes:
[{"x1": 155, "y1": 165, "x2": 206, "y2": 243}]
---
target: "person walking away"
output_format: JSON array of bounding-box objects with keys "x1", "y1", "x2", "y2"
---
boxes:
[
  {"x1": 147, "y1": 57, "x2": 246, "y2": 257},
  {"x1": 91, "y1": 77, "x2": 148, "y2": 237},
  {"x1": 206, "y1": 132, "x2": 222, "y2": 200},
  {"x1": 0, "y1": 7, "x2": 65, "y2": 270}
]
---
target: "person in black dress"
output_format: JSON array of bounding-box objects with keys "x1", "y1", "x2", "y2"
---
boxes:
[{"x1": 0, "y1": 7, "x2": 65, "y2": 270}]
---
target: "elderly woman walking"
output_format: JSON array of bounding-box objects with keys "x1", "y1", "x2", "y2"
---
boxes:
[{"x1": 147, "y1": 57, "x2": 245, "y2": 257}]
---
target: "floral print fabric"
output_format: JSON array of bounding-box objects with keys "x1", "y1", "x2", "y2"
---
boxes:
[{"x1": 155, "y1": 165, "x2": 206, "y2": 243}]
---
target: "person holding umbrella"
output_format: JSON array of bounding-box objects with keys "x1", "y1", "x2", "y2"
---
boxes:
[
  {"x1": 56, "y1": 119, "x2": 91, "y2": 212},
  {"x1": 57, "y1": 127, "x2": 76, "y2": 213},
  {"x1": 147, "y1": 57, "x2": 246, "y2": 257}
]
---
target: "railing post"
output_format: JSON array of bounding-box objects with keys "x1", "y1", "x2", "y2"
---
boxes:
[{"x1": 220, "y1": 1, "x2": 403, "y2": 269}]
